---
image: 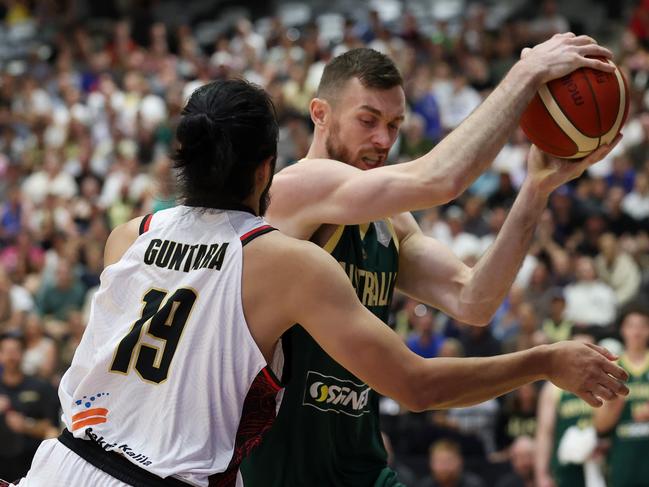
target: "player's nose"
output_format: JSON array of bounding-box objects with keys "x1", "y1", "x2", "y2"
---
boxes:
[{"x1": 371, "y1": 128, "x2": 391, "y2": 149}]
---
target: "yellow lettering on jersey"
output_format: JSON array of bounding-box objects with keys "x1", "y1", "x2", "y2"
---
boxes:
[
  {"x1": 559, "y1": 398, "x2": 591, "y2": 418},
  {"x1": 362, "y1": 271, "x2": 376, "y2": 307},
  {"x1": 628, "y1": 383, "x2": 649, "y2": 401}
]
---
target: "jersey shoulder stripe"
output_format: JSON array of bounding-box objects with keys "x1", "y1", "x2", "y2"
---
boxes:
[
  {"x1": 240, "y1": 225, "x2": 275, "y2": 246},
  {"x1": 139, "y1": 214, "x2": 154, "y2": 235}
]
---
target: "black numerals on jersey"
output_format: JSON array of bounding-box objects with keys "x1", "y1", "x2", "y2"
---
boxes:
[{"x1": 110, "y1": 288, "x2": 197, "y2": 383}]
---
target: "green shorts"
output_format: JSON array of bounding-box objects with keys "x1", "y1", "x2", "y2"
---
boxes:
[{"x1": 373, "y1": 467, "x2": 407, "y2": 487}]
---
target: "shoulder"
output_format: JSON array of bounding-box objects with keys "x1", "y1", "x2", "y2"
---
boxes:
[
  {"x1": 244, "y1": 229, "x2": 334, "y2": 267},
  {"x1": 269, "y1": 159, "x2": 354, "y2": 201},
  {"x1": 104, "y1": 215, "x2": 148, "y2": 267}
]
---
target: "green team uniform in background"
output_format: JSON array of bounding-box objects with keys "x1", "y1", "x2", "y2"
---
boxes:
[
  {"x1": 551, "y1": 388, "x2": 592, "y2": 487},
  {"x1": 241, "y1": 221, "x2": 402, "y2": 486},
  {"x1": 606, "y1": 353, "x2": 649, "y2": 487}
]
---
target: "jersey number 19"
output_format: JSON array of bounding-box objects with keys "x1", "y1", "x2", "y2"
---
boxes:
[{"x1": 110, "y1": 288, "x2": 197, "y2": 384}]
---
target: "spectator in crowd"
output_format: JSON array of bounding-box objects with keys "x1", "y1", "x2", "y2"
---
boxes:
[
  {"x1": 494, "y1": 384, "x2": 539, "y2": 457},
  {"x1": 622, "y1": 170, "x2": 649, "y2": 221},
  {"x1": 540, "y1": 289, "x2": 574, "y2": 343},
  {"x1": 418, "y1": 439, "x2": 485, "y2": 487},
  {"x1": 530, "y1": 0, "x2": 570, "y2": 41},
  {"x1": 445, "y1": 206, "x2": 482, "y2": 264},
  {"x1": 0, "y1": 334, "x2": 59, "y2": 481},
  {"x1": 406, "y1": 303, "x2": 445, "y2": 359},
  {"x1": 35, "y1": 259, "x2": 85, "y2": 336},
  {"x1": 595, "y1": 232, "x2": 642, "y2": 306},
  {"x1": 381, "y1": 432, "x2": 418, "y2": 487},
  {"x1": 594, "y1": 308, "x2": 649, "y2": 487},
  {"x1": 458, "y1": 322, "x2": 502, "y2": 359},
  {"x1": 21, "y1": 313, "x2": 56, "y2": 381},
  {"x1": 604, "y1": 186, "x2": 638, "y2": 236},
  {"x1": 495, "y1": 435, "x2": 536, "y2": 487},
  {"x1": 563, "y1": 255, "x2": 618, "y2": 328}
]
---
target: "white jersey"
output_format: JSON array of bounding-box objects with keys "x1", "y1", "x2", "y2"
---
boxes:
[{"x1": 58, "y1": 206, "x2": 284, "y2": 487}]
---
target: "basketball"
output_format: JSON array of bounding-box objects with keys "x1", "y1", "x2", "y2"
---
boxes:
[{"x1": 520, "y1": 59, "x2": 630, "y2": 159}]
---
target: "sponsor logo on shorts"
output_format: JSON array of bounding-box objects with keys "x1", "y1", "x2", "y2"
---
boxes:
[{"x1": 302, "y1": 371, "x2": 371, "y2": 417}]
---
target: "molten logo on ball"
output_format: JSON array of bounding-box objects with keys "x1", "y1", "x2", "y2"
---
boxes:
[{"x1": 520, "y1": 58, "x2": 629, "y2": 159}]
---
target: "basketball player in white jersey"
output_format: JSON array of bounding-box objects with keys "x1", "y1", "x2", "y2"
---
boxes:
[{"x1": 13, "y1": 79, "x2": 628, "y2": 487}]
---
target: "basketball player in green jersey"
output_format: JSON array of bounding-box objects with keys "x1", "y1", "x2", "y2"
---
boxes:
[
  {"x1": 242, "y1": 34, "x2": 619, "y2": 487},
  {"x1": 536, "y1": 329, "x2": 599, "y2": 487},
  {"x1": 595, "y1": 309, "x2": 649, "y2": 487}
]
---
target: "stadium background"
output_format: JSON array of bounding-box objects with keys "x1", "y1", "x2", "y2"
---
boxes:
[{"x1": 0, "y1": 0, "x2": 648, "y2": 485}]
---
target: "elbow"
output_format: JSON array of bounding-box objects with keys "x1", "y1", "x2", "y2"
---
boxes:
[
  {"x1": 455, "y1": 302, "x2": 495, "y2": 327},
  {"x1": 437, "y1": 178, "x2": 464, "y2": 205},
  {"x1": 419, "y1": 171, "x2": 463, "y2": 206},
  {"x1": 403, "y1": 387, "x2": 428, "y2": 413},
  {"x1": 401, "y1": 364, "x2": 442, "y2": 413},
  {"x1": 445, "y1": 175, "x2": 467, "y2": 202}
]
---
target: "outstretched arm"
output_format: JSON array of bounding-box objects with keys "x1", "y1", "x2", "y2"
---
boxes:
[
  {"x1": 270, "y1": 237, "x2": 628, "y2": 411},
  {"x1": 535, "y1": 382, "x2": 559, "y2": 487},
  {"x1": 395, "y1": 139, "x2": 621, "y2": 325},
  {"x1": 268, "y1": 34, "x2": 614, "y2": 238}
]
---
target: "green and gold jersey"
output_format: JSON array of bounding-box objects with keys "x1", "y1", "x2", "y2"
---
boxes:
[
  {"x1": 241, "y1": 221, "x2": 400, "y2": 487},
  {"x1": 607, "y1": 353, "x2": 649, "y2": 487},
  {"x1": 551, "y1": 388, "x2": 592, "y2": 487}
]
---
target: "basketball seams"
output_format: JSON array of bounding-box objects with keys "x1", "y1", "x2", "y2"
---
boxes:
[
  {"x1": 538, "y1": 84, "x2": 599, "y2": 153},
  {"x1": 545, "y1": 75, "x2": 593, "y2": 136},
  {"x1": 530, "y1": 98, "x2": 580, "y2": 157},
  {"x1": 600, "y1": 65, "x2": 627, "y2": 145},
  {"x1": 580, "y1": 69, "x2": 603, "y2": 150}
]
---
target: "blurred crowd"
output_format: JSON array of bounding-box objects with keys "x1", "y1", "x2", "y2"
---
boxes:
[{"x1": 0, "y1": 0, "x2": 648, "y2": 484}]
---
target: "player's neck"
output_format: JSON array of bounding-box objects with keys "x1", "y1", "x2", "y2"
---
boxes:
[
  {"x1": 305, "y1": 134, "x2": 329, "y2": 160},
  {"x1": 241, "y1": 195, "x2": 260, "y2": 216},
  {"x1": 625, "y1": 348, "x2": 648, "y2": 364}
]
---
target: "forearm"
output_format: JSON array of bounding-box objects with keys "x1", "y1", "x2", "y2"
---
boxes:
[
  {"x1": 414, "y1": 345, "x2": 549, "y2": 410},
  {"x1": 535, "y1": 434, "x2": 553, "y2": 480},
  {"x1": 594, "y1": 398, "x2": 625, "y2": 433},
  {"x1": 415, "y1": 63, "x2": 541, "y2": 199},
  {"x1": 459, "y1": 179, "x2": 548, "y2": 323}
]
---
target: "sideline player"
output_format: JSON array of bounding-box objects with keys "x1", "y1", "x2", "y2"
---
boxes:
[
  {"x1": 13, "y1": 80, "x2": 628, "y2": 487},
  {"x1": 535, "y1": 329, "x2": 599, "y2": 487},
  {"x1": 594, "y1": 308, "x2": 649, "y2": 487},
  {"x1": 243, "y1": 35, "x2": 621, "y2": 486}
]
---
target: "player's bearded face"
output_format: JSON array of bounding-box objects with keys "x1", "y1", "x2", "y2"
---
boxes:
[{"x1": 325, "y1": 117, "x2": 355, "y2": 167}]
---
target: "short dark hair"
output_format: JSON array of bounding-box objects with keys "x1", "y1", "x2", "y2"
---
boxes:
[
  {"x1": 0, "y1": 331, "x2": 26, "y2": 350},
  {"x1": 316, "y1": 48, "x2": 403, "y2": 101},
  {"x1": 619, "y1": 303, "x2": 649, "y2": 329},
  {"x1": 173, "y1": 79, "x2": 278, "y2": 209}
]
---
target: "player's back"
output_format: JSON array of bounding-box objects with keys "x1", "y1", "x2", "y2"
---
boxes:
[{"x1": 58, "y1": 206, "x2": 283, "y2": 487}]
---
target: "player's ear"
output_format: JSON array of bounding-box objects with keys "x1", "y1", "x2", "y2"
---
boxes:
[
  {"x1": 310, "y1": 97, "x2": 331, "y2": 128},
  {"x1": 257, "y1": 156, "x2": 274, "y2": 184}
]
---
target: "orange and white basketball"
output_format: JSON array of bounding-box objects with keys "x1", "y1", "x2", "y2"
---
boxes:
[{"x1": 520, "y1": 59, "x2": 629, "y2": 159}]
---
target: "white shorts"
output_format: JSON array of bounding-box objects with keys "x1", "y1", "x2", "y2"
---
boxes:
[
  {"x1": 16, "y1": 439, "x2": 129, "y2": 487},
  {"x1": 16, "y1": 439, "x2": 243, "y2": 487}
]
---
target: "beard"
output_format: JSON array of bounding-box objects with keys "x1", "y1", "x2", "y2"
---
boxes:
[
  {"x1": 258, "y1": 155, "x2": 276, "y2": 216},
  {"x1": 325, "y1": 119, "x2": 354, "y2": 164},
  {"x1": 259, "y1": 182, "x2": 271, "y2": 216}
]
